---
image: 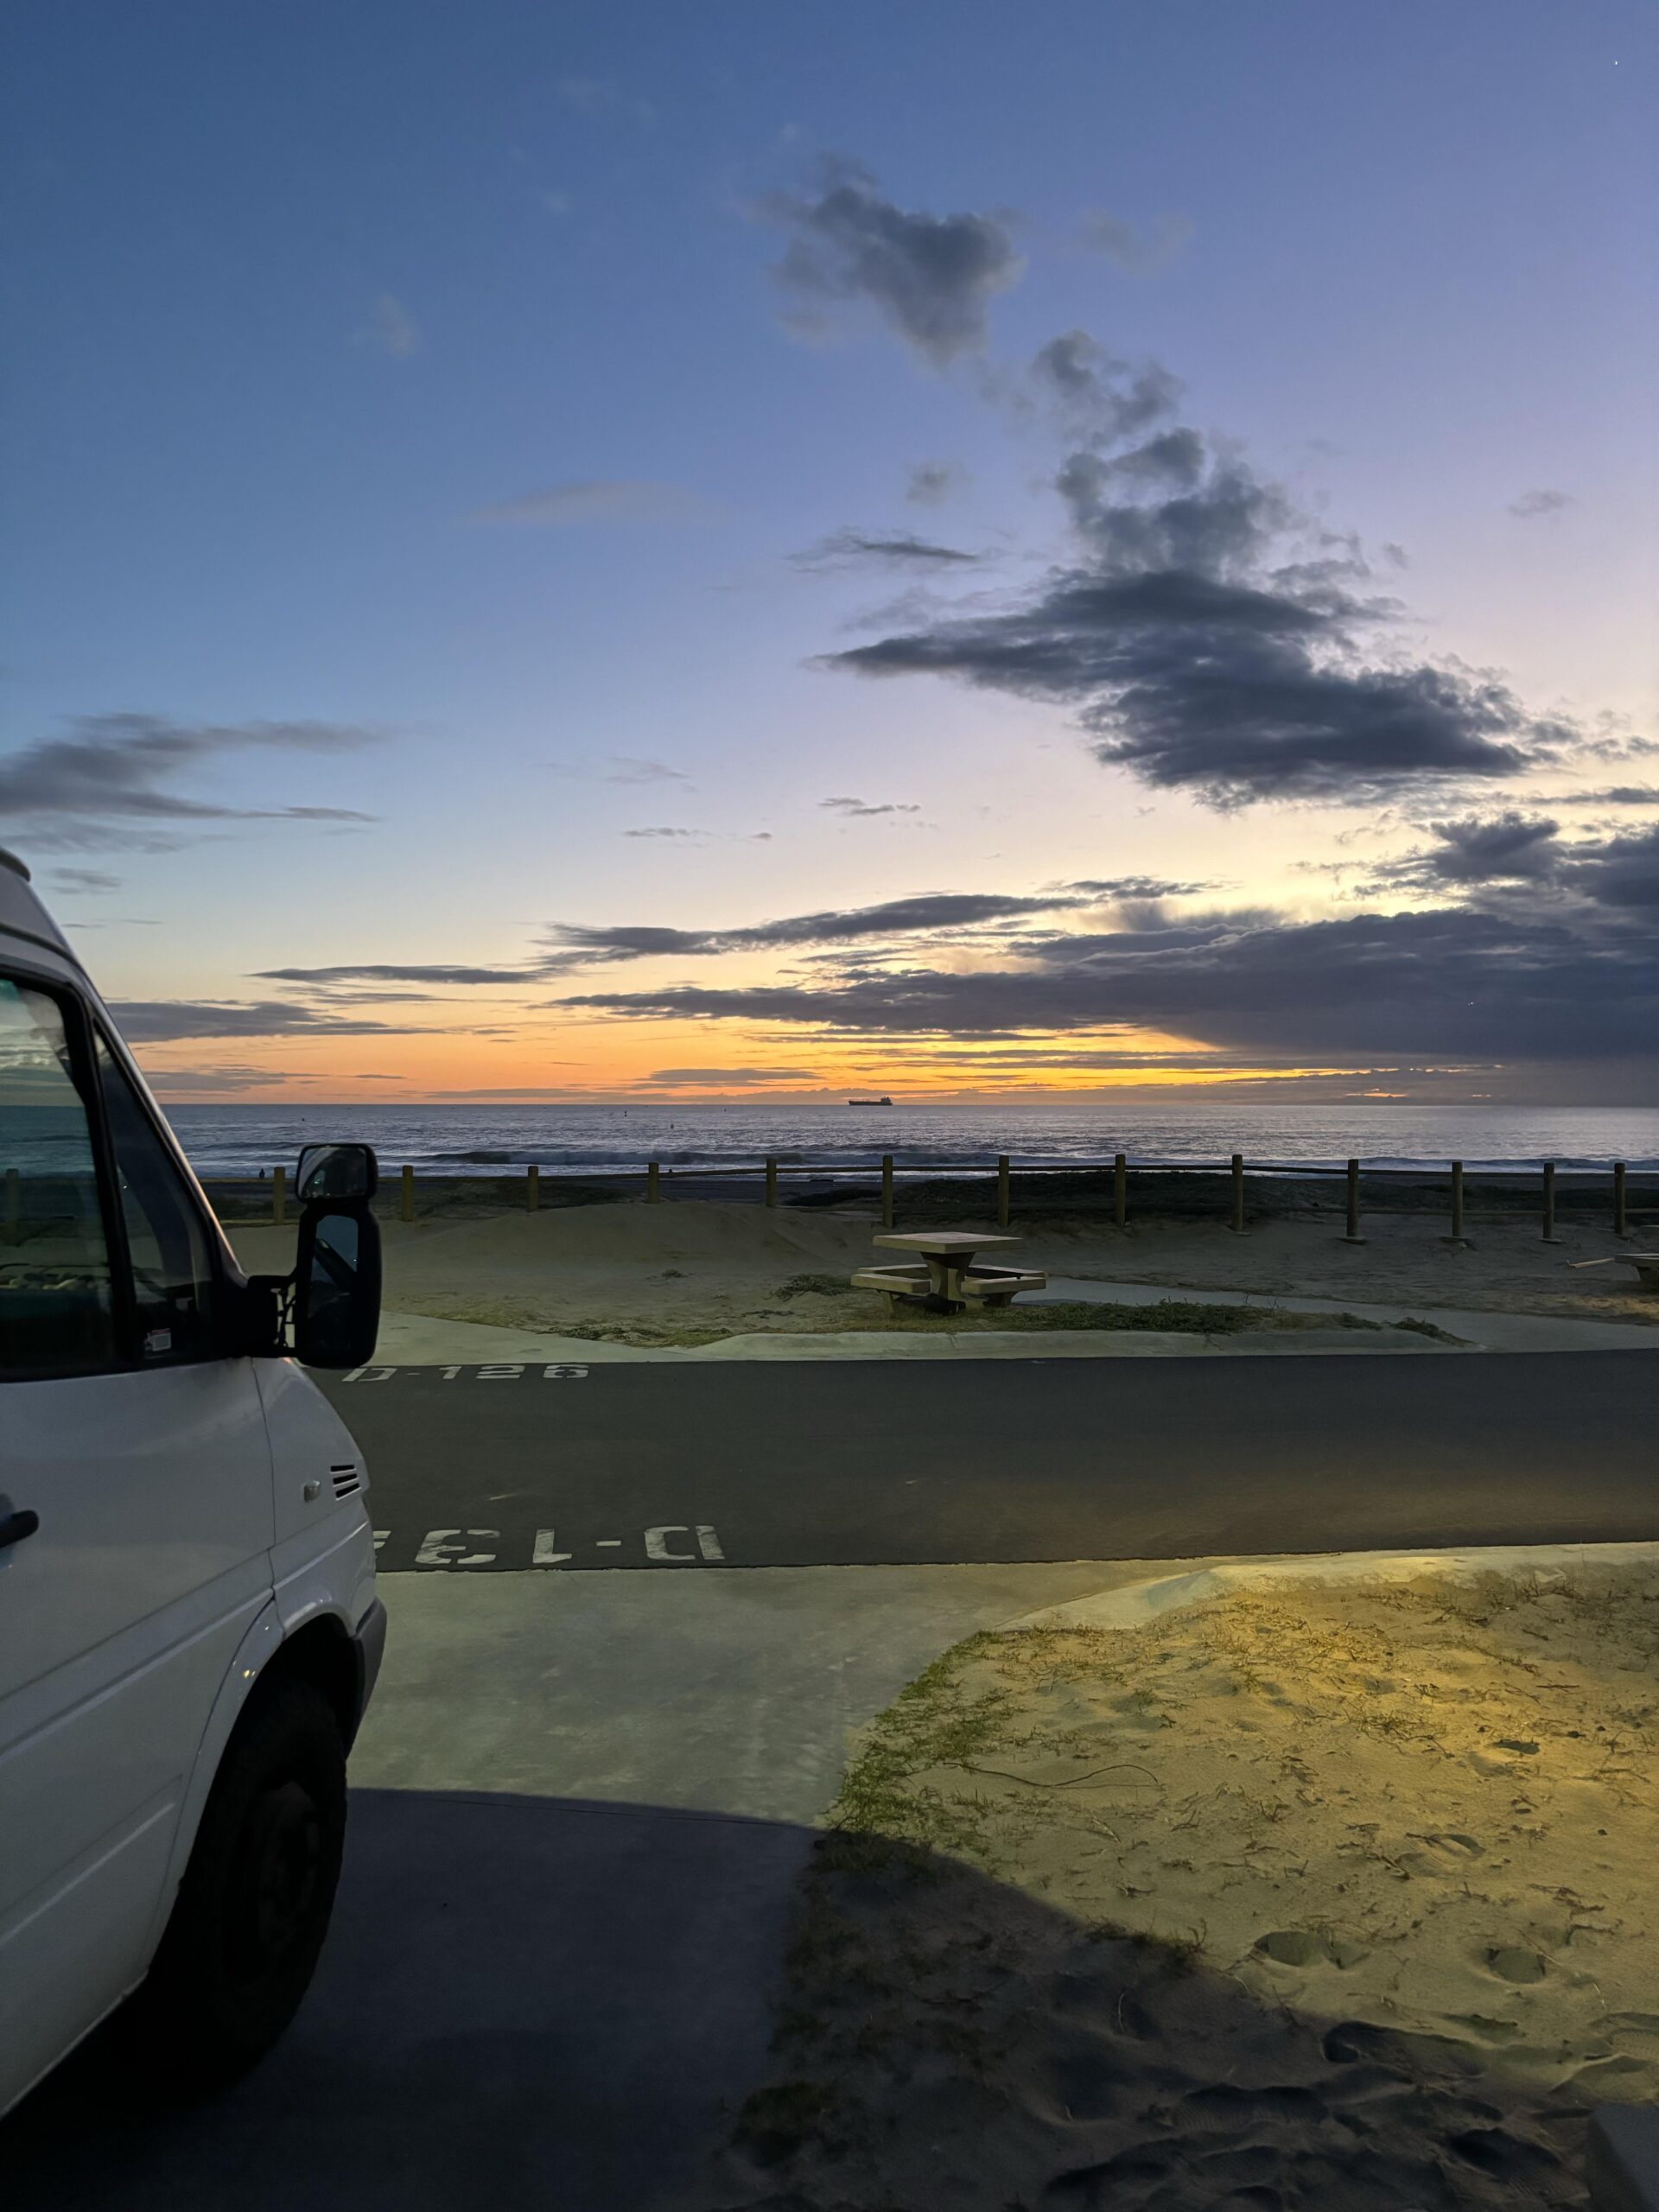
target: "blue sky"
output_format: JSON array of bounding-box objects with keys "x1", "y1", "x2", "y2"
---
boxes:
[{"x1": 3, "y1": 1, "x2": 1656, "y2": 1101}]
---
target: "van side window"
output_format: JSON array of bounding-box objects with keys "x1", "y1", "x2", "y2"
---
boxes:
[
  {"x1": 95, "y1": 1035, "x2": 219, "y2": 1362},
  {"x1": 0, "y1": 977, "x2": 117, "y2": 1376}
]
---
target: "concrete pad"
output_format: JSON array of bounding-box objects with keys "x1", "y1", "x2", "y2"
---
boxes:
[
  {"x1": 376, "y1": 1308, "x2": 656, "y2": 1362},
  {"x1": 1009, "y1": 1537, "x2": 1659, "y2": 1635},
  {"x1": 372, "y1": 1312, "x2": 1452, "y2": 1367},
  {"x1": 1590, "y1": 2105, "x2": 1659, "y2": 2212},
  {"x1": 349, "y1": 1560, "x2": 1169, "y2": 1821},
  {"x1": 4, "y1": 1791, "x2": 810, "y2": 2212}
]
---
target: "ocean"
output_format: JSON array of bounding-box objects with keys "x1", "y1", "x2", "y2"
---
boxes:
[{"x1": 164, "y1": 1101, "x2": 1659, "y2": 1180}]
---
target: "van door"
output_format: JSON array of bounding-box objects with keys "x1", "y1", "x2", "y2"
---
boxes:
[{"x1": 0, "y1": 974, "x2": 273, "y2": 2113}]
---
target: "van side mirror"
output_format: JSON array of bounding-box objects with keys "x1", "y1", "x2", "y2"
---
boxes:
[{"x1": 292, "y1": 1204, "x2": 382, "y2": 1370}]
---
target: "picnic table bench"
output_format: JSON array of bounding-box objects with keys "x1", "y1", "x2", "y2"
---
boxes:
[
  {"x1": 851, "y1": 1230, "x2": 1049, "y2": 1314},
  {"x1": 1618, "y1": 1253, "x2": 1659, "y2": 1294}
]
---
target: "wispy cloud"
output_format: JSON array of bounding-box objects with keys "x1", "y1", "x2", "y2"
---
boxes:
[
  {"x1": 0, "y1": 714, "x2": 380, "y2": 843},
  {"x1": 1078, "y1": 209, "x2": 1193, "y2": 272},
  {"x1": 107, "y1": 1000, "x2": 421, "y2": 1042},
  {"x1": 820, "y1": 796, "x2": 922, "y2": 817},
  {"x1": 906, "y1": 461, "x2": 967, "y2": 506},
  {"x1": 357, "y1": 292, "x2": 421, "y2": 357},
  {"x1": 790, "y1": 528, "x2": 982, "y2": 573},
  {"x1": 556, "y1": 76, "x2": 654, "y2": 127},
  {"x1": 1509, "y1": 488, "x2": 1573, "y2": 520},
  {"x1": 645, "y1": 1066, "x2": 821, "y2": 1085},
  {"x1": 465, "y1": 480, "x2": 708, "y2": 526}
]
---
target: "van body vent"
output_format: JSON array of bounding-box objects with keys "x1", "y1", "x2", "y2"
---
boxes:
[{"x1": 331, "y1": 1464, "x2": 362, "y2": 1499}]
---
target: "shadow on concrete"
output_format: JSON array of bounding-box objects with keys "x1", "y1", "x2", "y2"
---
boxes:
[{"x1": 3, "y1": 1789, "x2": 813, "y2": 2212}]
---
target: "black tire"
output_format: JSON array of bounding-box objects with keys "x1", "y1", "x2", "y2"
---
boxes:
[{"x1": 130, "y1": 1675, "x2": 346, "y2": 2093}]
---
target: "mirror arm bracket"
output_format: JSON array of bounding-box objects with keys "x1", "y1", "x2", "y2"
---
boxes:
[{"x1": 242, "y1": 1272, "x2": 295, "y2": 1358}]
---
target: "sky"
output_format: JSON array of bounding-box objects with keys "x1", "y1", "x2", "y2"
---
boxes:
[{"x1": 2, "y1": 0, "x2": 1656, "y2": 1107}]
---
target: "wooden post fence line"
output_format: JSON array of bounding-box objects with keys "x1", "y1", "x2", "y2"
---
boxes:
[
  {"x1": 251, "y1": 1154, "x2": 1643, "y2": 1237},
  {"x1": 1344, "y1": 1158, "x2": 1363, "y2": 1244}
]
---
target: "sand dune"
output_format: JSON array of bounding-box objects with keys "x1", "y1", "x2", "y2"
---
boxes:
[{"x1": 696, "y1": 1558, "x2": 1659, "y2": 2209}]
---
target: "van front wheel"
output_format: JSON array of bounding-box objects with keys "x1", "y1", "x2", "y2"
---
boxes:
[{"x1": 135, "y1": 1675, "x2": 346, "y2": 2090}]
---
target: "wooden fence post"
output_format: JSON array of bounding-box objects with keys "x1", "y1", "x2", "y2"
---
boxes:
[
  {"x1": 272, "y1": 1165, "x2": 286, "y2": 1225},
  {"x1": 1114, "y1": 1152, "x2": 1127, "y2": 1230},
  {"x1": 3, "y1": 1166, "x2": 20, "y2": 1246},
  {"x1": 765, "y1": 1156, "x2": 778, "y2": 1209},
  {"x1": 996, "y1": 1154, "x2": 1009, "y2": 1229},
  {"x1": 880, "y1": 1154, "x2": 894, "y2": 1231},
  {"x1": 527, "y1": 1162, "x2": 539, "y2": 1212},
  {"x1": 1230, "y1": 1153, "x2": 1246, "y2": 1234},
  {"x1": 1614, "y1": 1161, "x2": 1627, "y2": 1238},
  {"x1": 1541, "y1": 1160, "x2": 1557, "y2": 1243},
  {"x1": 1449, "y1": 1160, "x2": 1465, "y2": 1245},
  {"x1": 647, "y1": 1160, "x2": 661, "y2": 1205},
  {"x1": 401, "y1": 1164, "x2": 414, "y2": 1223},
  {"x1": 1344, "y1": 1158, "x2": 1363, "y2": 1243}
]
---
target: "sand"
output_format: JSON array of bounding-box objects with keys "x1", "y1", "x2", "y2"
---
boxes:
[
  {"x1": 225, "y1": 1197, "x2": 1658, "y2": 1345},
  {"x1": 694, "y1": 1558, "x2": 1659, "y2": 2209}
]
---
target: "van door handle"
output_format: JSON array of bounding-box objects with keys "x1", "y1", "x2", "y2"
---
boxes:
[{"x1": 0, "y1": 1496, "x2": 40, "y2": 1548}]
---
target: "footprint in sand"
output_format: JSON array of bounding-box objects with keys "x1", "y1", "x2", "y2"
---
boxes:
[
  {"x1": 1254, "y1": 1929, "x2": 1367, "y2": 1969},
  {"x1": 1484, "y1": 1945, "x2": 1548, "y2": 1984}
]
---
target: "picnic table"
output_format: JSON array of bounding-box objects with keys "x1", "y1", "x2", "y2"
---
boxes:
[
  {"x1": 1618, "y1": 1253, "x2": 1659, "y2": 1294},
  {"x1": 851, "y1": 1230, "x2": 1049, "y2": 1314}
]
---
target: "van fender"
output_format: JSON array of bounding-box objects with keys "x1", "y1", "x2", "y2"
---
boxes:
[{"x1": 137, "y1": 1598, "x2": 285, "y2": 1967}]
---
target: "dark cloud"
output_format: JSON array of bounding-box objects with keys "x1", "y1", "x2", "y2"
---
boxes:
[
  {"x1": 1564, "y1": 821, "x2": 1659, "y2": 910},
  {"x1": 107, "y1": 1001, "x2": 419, "y2": 1042},
  {"x1": 766, "y1": 162, "x2": 1022, "y2": 366},
  {"x1": 1078, "y1": 210, "x2": 1193, "y2": 271},
  {"x1": 906, "y1": 461, "x2": 966, "y2": 505},
  {"x1": 622, "y1": 825, "x2": 699, "y2": 840},
  {"x1": 257, "y1": 963, "x2": 533, "y2": 988},
  {"x1": 790, "y1": 528, "x2": 982, "y2": 573},
  {"x1": 0, "y1": 714, "x2": 379, "y2": 834},
  {"x1": 544, "y1": 890, "x2": 1084, "y2": 965},
  {"x1": 1555, "y1": 786, "x2": 1659, "y2": 807},
  {"x1": 1062, "y1": 875, "x2": 1217, "y2": 899},
  {"x1": 562, "y1": 902, "x2": 1659, "y2": 1063},
  {"x1": 820, "y1": 424, "x2": 1555, "y2": 805},
  {"x1": 1408, "y1": 812, "x2": 1563, "y2": 885},
  {"x1": 1027, "y1": 332, "x2": 1185, "y2": 447},
  {"x1": 820, "y1": 796, "x2": 922, "y2": 817},
  {"x1": 1509, "y1": 488, "x2": 1573, "y2": 520}
]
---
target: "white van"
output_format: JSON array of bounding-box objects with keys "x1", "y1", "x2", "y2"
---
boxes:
[{"x1": 0, "y1": 847, "x2": 385, "y2": 2114}]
